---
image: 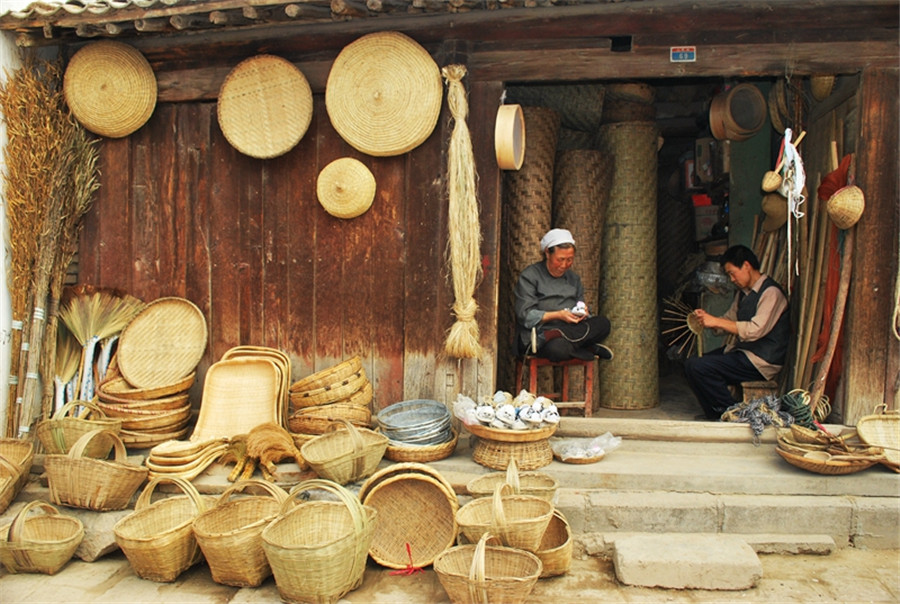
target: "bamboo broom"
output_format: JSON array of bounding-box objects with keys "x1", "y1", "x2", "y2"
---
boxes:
[
  {"x1": 0, "y1": 57, "x2": 54, "y2": 436},
  {"x1": 52, "y1": 323, "x2": 81, "y2": 413},
  {"x1": 441, "y1": 64, "x2": 483, "y2": 359}
]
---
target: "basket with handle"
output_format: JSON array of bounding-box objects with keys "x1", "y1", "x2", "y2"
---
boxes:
[
  {"x1": 300, "y1": 418, "x2": 388, "y2": 485},
  {"x1": 0, "y1": 500, "x2": 84, "y2": 575},
  {"x1": 456, "y1": 483, "x2": 553, "y2": 553},
  {"x1": 856, "y1": 404, "x2": 900, "y2": 472},
  {"x1": 536, "y1": 510, "x2": 572, "y2": 577},
  {"x1": 0, "y1": 439, "x2": 35, "y2": 513},
  {"x1": 113, "y1": 476, "x2": 213, "y2": 582},
  {"x1": 261, "y1": 478, "x2": 377, "y2": 604},
  {"x1": 45, "y1": 429, "x2": 148, "y2": 511},
  {"x1": 35, "y1": 399, "x2": 122, "y2": 457},
  {"x1": 433, "y1": 532, "x2": 542, "y2": 604},
  {"x1": 193, "y1": 478, "x2": 289, "y2": 587},
  {"x1": 466, "y1": 458, "x2": 558, "y2": 502}
]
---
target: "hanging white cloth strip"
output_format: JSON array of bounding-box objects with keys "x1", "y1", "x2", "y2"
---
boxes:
[{"x1": 777, "y1": 128, "x2": 807, "y2": 285}]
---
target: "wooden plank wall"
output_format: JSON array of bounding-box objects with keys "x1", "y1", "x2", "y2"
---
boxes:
[{"x1": 78, "y1": 85, "x2": 502, "y2": 410}]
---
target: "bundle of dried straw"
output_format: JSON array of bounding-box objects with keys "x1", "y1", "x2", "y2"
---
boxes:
[
  {"x1": 0, "y1": 56, "x2": 100, "y2": 437},
  {"x1": 441, "y1": 64, "x2": 482, "y2": 359}
]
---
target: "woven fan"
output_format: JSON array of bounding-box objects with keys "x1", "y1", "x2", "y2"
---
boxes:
[{"x1": 661, "y1": 297, "x2": 704, "y2": 357}]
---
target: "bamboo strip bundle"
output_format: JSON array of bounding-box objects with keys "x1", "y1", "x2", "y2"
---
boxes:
[{"x1": 441, "y1": 64, "x2": 482, "y2": 359}]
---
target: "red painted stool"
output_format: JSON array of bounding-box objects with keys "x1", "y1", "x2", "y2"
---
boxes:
[{"x1": 514, "y1": 355, "x2": 595, "y2": 417}]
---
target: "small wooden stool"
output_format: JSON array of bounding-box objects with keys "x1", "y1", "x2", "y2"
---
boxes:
[
  {"x1": 514, "y1": 356, "x2": 595, "y2": 417},
  {"x1": 739, "y1": 380, "x2": 780, "y2": 403}
]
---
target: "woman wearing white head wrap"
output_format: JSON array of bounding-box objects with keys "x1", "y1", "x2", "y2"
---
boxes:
[{"x1": 514, "y1": 229, "x2": 613, "y2": 362}]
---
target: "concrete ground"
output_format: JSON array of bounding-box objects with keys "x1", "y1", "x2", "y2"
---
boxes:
[{"x1": 2, "y1": 546, "x2": 898, "y2": 603}]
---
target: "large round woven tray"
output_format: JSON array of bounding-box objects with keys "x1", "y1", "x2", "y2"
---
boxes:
[
  {"x1": 217, "y1": 54, "x2": 313, "y2": 159},
  {"x1": 98, "y1": 373, "x2": 195, "y2": 402},
  {"x1": 63, "y1": 40, "x2": 157, "y2": 138},
  {"x1": 325, "y1": 31, "x2": 442, "y2": 157},
  {"x1": 116, "y1": 297, "x2": 208, "y2": 389},
  {"x1": 774, "y1": 446, "x2": 878, "y2": 475},
  {"x1": 464, "y1": 422, "x2": 557, "y2": 443}
]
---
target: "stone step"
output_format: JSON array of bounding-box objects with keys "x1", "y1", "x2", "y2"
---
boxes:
[{"x1": 583, "y1": 531, "x2": 836, "y2": 558}]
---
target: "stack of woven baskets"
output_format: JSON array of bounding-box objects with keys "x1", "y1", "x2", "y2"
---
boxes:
[
  {"x1": 288, "y1": 356, "x2": 373, "y2": 440},
  {"x1": 96, "y1": 296, "x2": 208, "y2": 449},
  {"x1": 433, "y1": 459, "x2": 572, "y2": 602}
]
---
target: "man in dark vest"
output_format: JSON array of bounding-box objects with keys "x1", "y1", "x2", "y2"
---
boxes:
[{"x1": 685, "y1": 245, "x2": 790, "y2": 420}]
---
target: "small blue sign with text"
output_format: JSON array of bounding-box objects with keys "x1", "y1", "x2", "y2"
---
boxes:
[{"x1": 670, "y1": 46, "x2": 697, "y2": 62}]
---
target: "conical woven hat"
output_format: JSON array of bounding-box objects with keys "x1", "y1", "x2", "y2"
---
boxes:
[
  {"x1": 316, "y1": 157, "x2": 376, "y2": 219},
  {"x1": 326, "y1": 31, "x2": 442, "y2": 157},
  {"x1": 217, "y1": 54, "x2": 313, "y2": 159},
  {"x1": 63, "y1": 40, "x2": 157, "y2": 138}
]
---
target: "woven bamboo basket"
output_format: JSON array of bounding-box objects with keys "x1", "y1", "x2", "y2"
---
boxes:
[
  {"x1": 291, "y1": 378, "x2": 372, "y2": 415},
  {"x1": 0, "y1": 439, "x2": 34, "y2": 494},
  {"x1": 0, "y1": 458, "x2": 18, "y2": 515},
  {"x1": 536, "y1": 510, "x2": 572, "y2": 577},
  {"x1": 856, "y1": 405, "x2": 899, "y2": 472},
  {"x1": 290, "y1": 356, "x2": 362, "y2": 393},
  {"x1": 384, "y1": 426, "x2": 459, "y2": 463},
  {"x1": 290, "y1": 370, "x2": 368, "y2": 409},
  {"x1": 120, "y1": 426, "x2": 191, "y2": 449},
  {"x1": 595, "y1": 121, "x2": 660, "y2": 409},
  {"x1": 434, "y1": 532, "x2": 542, "y2": 604},
  {"x1": 98, "y1": 373, "x2": 195, "y2": 402},
  {"x1": 113, "y1": 476, "x2": 213, "y2": 582},
  {"x1": 361, "y1": 471, "x2": 459, "y2": 569},
  {"x1": 456, "y1": 483, "x2": 553, "y2": 553},
  {"x1": 193, "y1": 479, "x2": 289, "y2": 587},
  {"x1": 826, "y1": 185, "x2": 865, "y2": 230},
  {"x1": 35, "y1": 400, "x2": 122, "y2": 457},
  {"x1": 262, "y1": 479, "x2": 377, "y2": 604},
  {"x1": 0, "y1": 501, "x2": 84, "y2": 575},
  {"x1": 775, "y1": 447, "x2": 878, "y2": 475},
  {"x1": 472, "y1": 438, "x2": 554, "y2": 471},
  {"x1": 118, "y1": 403, "x2": 192, "y2": 431},
  {"x1": 467, "y1": 458, "x2": 558, "y2": 502},
  {"x1": 45, "y1": 429, "x2": 148, "y2": 511},
  {"x1": 300, "y1": 418, "x2": 388, "y2": 485},
  {"x1": 288, "y1": 402, "x2": 372, "y2": 435}
]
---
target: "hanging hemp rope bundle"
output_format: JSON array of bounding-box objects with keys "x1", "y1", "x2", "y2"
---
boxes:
[{"x1": 441, "y1": 65, "x2": 482, "y2": 359}]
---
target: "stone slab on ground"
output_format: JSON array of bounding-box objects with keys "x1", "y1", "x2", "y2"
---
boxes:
[
  {"x1": 584, "y1": 531, "x2": 835, "y2": 558},
  {"x1": 613, "y1": 533, "x2": 763, "y2": 590}
]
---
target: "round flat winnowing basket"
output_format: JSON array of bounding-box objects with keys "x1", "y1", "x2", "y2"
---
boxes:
[
  {"x1": 63, "y1": 40, "x2": 157, "y2": 138},
  {"x1": 326, "y1": 31, "x2": 442, "y2": 157},
  {"x1": 98, "y1": 373, "x2": 195, "y2": 402},
  {"x1": 316, "y1": 157, "x2": 376, "y2": 219},
  {"x1": 361, "y1": 472, "x2": 459, "y2": 569},
  {"x1": 358, "y1": 461, "x2": 457, "y2": 503},
  {"x1": 775, "y1": 446, "x2": 878, "y2": 475},
  {"x1": 504, "y1": 83, "x2": 605, "y2": 132},
  {"x1": 217, "y1": 54, "x2": 313, "y2": 159},
  {"x1": 596, "y1": 121, "x2": 660, "y2": 409},
  {"x1": 498, "y1": 105, "x2": 560, "y2": 395},
  {"x1": 116, "y1": 297, "x2": 208, "y2": 390}
]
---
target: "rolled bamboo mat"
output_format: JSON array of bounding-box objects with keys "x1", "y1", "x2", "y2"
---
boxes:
[
  {"x1": 498, "y1": 106, "x2": 561, "y2": 392},
  {"x1": 552, "y1": 149, "x2": 613, "y2": 411},
  {"x1": 505, "y1": 84, "x2": 605, "y2": 133},
  {"x1": 595, "y1": 121, "x2": 660, "y2": 409}
]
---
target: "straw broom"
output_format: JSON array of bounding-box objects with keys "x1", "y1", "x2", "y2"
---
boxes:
[
  {"x1": 59, "y1": 287, "x2": 145, "y2": 403},
  {"x1": 51, "y1": 323, "x2": 81, "y2": 412},
  {"x1": 441, "y1": 65, "x2": 482, "y2": 358}
]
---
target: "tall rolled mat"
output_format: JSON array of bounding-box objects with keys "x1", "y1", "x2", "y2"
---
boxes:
[
  {"x1": 498, "y1": 106, "x2": 561, "y2": 392},
  {"x1": 595, "y1": 121, "x2": 660, "y2": 409}
]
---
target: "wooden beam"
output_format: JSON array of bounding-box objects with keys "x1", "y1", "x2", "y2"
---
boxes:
[{"x1": 843, "y1": 67, "x2": 900, "y2": 423}]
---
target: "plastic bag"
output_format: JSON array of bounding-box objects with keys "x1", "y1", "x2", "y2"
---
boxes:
[{"x1": 550, "y1": 432, "x2": 621, "y2": 461}]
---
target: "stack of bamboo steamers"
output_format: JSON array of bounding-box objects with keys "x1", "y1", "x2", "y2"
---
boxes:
[
  {"x1": 96, "y1": 298, "x2": 208, "y2": 449},
  {"x1": 287, "y1": 356, "x2": 374, "y2": 443}
]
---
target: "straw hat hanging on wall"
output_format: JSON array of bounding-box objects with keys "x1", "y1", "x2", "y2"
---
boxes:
[
  {"x1": 217, "y1": 55, "x2": 313, "y2": 159},
  {"x1": 63, "y1": 41, "x2": 157, "y2": 138},
  {"x1": 325, "y1": 31, "x2": 442, "y2": 156},
  {"x1": 316, "y1": 158, "x2": 377, "y2": 219}
]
